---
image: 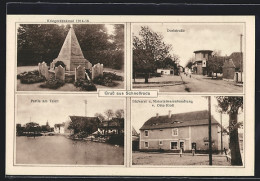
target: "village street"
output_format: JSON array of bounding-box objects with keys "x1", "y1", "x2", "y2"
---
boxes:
[
  {"x1": 133, "y1": 73, "x2": 243, "y2": 93},
  {"x1": 132, "y1": 152, "x2": 231, "y2": 166}
]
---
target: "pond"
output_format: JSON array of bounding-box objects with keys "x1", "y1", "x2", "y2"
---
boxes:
[{"x1": 16, "y1": 135, "x2": 124, "y2": 165}]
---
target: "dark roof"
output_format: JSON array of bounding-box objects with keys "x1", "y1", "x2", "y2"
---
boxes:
[
  {"x1": 69, "y1": 116, "x2": 98, "y2": 122},
  {"x1": 194, "y1": 50, "x2": 213, "y2": 54},
  {"x1": 223, "y1": 59, "x2": 236, "y2": 68},
  {"x1": 140, "y1": 110, "x2": 219, "y2": 130},
  {"x1": 99, "y1": 118, "x2": 124, "y2": 128},
  {"x1": 132, "y1": 127, "x2": 138, "y2": 136},
  {"x1": 54, "y1": 123, "x2": 65, "y2": 127},
  {"x1": 228, "y1": 52, "x2": 243, "y2": 70}
]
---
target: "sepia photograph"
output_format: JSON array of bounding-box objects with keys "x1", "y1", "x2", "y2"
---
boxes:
[
  {"x1": 15, "y1": 95, "x2": 125, "y2": 165},
  {"x1": 17, "y1": 24, "x2": 125, "y2": 91},
  {"x1": 132, "y1": 23, "x2": 244, "y2": 93},
  {"x1": 132, "y1": 96, "x2": 244, "y2": 166}
]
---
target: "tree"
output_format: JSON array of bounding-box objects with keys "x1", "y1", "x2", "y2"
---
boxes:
[
  {"x1": 207, "y1": 56, "x2": 224, "y2": 78},
  {"x1": 68, "y1": 118, "x2": 99, "y2": 135},
  {"x1": 104, "y1": 109, "x2": 114, "y2": 120},
  {"x1": 212, "y1": 49, "x2": 222, "y2": 57},
  {"x1": 186, "y1": 61, "x2": 193, "y2": 69},
  {"x1": 94, "y1": 113, "x2": 105, "y2": 121},
  {"x1": 17, "y1": 24, "x2": 68, "y2": 66},
  {"x1": 113, "y1": 24, "x2": 124, "y2": 50},
  {"x1": 24, "y1": 122, "x2": 40, "y2": 132},
  {"x1": 17, "y1": 24, "x2": 124, "y2": 70},
  {"x1": 216, "y1": 96, "x2": 243, "y2": 166},
  {"x1": 186, "y1": 56, "x2": 195, "y2": 70},
  {"x1": 133, "y1": 26, "x2": 172, "y2": 83},
  {"x1": 115, "y1": 109, "x2": 124, "y2": 118}
]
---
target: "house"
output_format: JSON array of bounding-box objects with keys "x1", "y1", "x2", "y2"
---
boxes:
[
  {"x1": 223, "y1": 52, "x2": 243, "y2": 82},
  {"x1": 54, "y1": 123, "x2": 65, "y2": 134},
  {"x1": 156, "y1": 68, "x2": 174, "y2": 75},
  {"x1": 54, "y1": 119, "x2": 73, "y2": 134},
  {"x1": 68, "y1": 116, "x2": 100, "y2": 135},
  {"x1": 178, "y1": 66, "x2": 184, "y2": 73},
  {"x1": 98, "y1": 118, "x2": 124, "y2": 136},
  {"x1": 192, "y1": 50, "x2": 213, "y2": 75},
  {"x1": 139, "y1": 110, "x2": 229, "y2": 152}
]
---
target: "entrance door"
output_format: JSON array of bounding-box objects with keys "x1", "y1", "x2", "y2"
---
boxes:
[
  {"x1": 180, "y1": 141, "x2": 184, "y2": 151},
  {"x1": 192, "y1": 143, "x2": 196, "y2": 150},
  {"x1": 236, "y1": 73, "x2": 238, "y2": 82}
]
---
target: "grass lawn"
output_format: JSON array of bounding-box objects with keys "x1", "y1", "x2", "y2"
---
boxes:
[
  {"x1": 17, "y1": 66, "x2": 124, "y2": 91},
  {"x1": 132, "y1": 152, "x2": 231, "y2": 166}
]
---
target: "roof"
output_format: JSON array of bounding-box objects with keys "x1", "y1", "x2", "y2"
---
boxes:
[
  {"x1": 223, "y1": 59, "x2": 236, "y2": 68},
  {"x1": 194, "y1": 50, "x2": 213, "y2": 54},
  {"x1": 54, "y1": 123, "x2": 65, "y2": 128},
  {"x1": 70, "y1": 116, "x2": 98, "y2": 122},
  {"x1": 140, "y1": 110, "x2": 219, "y2": 130},
  {"x1": 99, "y1": 118, "x2": 124, "y2": 128},
  {"x1": 228, "y1": 52, "x2": 243, "y2": 70},
  {"x1": 132, "y1": 127, "x2": 139, "y2": 136}
]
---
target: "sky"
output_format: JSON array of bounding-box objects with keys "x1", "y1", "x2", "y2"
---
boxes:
[
  {"x1": 17, "y1": 95, "x2": 125, "y2": 127},
  {"x1": 132, "y1": 96, "x2": 244, "y2": 133},
  {"x1": 133, "y1": 23, "x2": 244, "y2": 67}
]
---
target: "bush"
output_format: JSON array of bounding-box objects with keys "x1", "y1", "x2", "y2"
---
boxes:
[
  {"x1": 107, "y1": 134, "x2": 124, "y2": 146},
  {"x1": 74, "y1": 78, "x2": 97, "y2": 91},
  {"x1": 93, "y1": 76, "x2": 119, "y2": 87},
  {"x1": 18, "y1": 70, "x2": 46, "y2": 84},
  {"x1": 40, "y1": 78, "x2": 65, "y2": 89},
  {"x1": 65, "y1": 74, "x2": 75, "y2": 83},
  {"x1": 103, "y1": 72, "x2": 123, "y2": 81}
]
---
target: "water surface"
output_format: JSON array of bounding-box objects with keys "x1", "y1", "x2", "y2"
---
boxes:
[{"x1": 16, "y1": 135, "x2": 124, "y2": 165}]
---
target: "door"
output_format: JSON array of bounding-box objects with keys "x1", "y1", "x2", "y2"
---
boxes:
[
  {"x1": 192, "y1": 142, "x2": 196, "y2": 150},
  {"x1": 180, "y1": 141, "x2": 184, "y2": 151},
  {"x1": 236, "y1": 72, "x2": 238, "y2": 82}
]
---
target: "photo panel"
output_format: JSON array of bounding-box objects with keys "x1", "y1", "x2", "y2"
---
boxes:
[
  {"x1": 15, "y1": 94, "x2": 126, "y2": 166},
  {"x1": 131, "y1": 95, "x2": 244, "y2": 166},
  {"x1": 131, "y1": 23, "x2": 245, "y2": 93},
  {"x1": 16, "y1": 23, "x2": 126, "y2": 92}
]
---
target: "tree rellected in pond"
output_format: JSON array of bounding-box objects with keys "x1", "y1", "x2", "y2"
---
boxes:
[
  {"x1": 216, "y1": 96, "x2": 243, "y2": 166},
  {"x1": 133, "y1": 26, "x2": 178, "y2": 83},
  {"x1": 17, "y1": 24, "x2": 124, "y2": 70}
]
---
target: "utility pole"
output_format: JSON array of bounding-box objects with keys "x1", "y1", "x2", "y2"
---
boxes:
[
  {"x1": 220, "y1": 112, "x2": 223, "y2": 154},
  {"x1": 208, "y1": 96, "x2": 212, "y2": 165}
]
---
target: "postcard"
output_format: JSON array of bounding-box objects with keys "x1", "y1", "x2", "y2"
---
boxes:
[{"x1": 6, "y1": 15, "x2": 255, "y2": 176}]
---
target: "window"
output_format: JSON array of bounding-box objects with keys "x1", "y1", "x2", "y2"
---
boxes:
[
  {"x1": 172, "y1": 128, "x2": 178, "y2": 136},
  {"x1": 203, "y1": 53, "x2": 206, "y2": 58},
  {"x1": 144, "y1": 142, "x2": 149, "y2": 148},
  {"x1": 159, "y1": 140, "x2": 163, "y2": 145},
  {"x1": 171, "y1": 142, "x2": 178, "y2": 150},
  {"x1": 144, "y1": 130, "x2": 149, "y2": 137}
]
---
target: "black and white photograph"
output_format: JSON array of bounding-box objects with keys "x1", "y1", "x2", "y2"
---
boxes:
[
  {"x1": 15, "y1": 95, "x2": 125, "y2": 165},
  {"x1": 132, "y1": 23, "x2": 244, "y2": 93},
  {"x1": 132, "y1": 96, "x2": 244, "y2": 166},
  {"x1": 17, "y1": 24, "x2": 125, "y2": 91}
]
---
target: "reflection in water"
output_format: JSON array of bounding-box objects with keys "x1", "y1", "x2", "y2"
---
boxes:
[{"x1": 16, "y1": 135, "x2": 124, "y2": 165}]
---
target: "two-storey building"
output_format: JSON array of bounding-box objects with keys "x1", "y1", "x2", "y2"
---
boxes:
[
  {"x1": 139, "y1": 110, "x2": 229, "y2": 152},
  {"x1": 193, "y1": 50, "x2": 213, "y2": 75}
]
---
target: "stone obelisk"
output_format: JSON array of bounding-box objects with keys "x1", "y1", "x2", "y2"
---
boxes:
[{"x1": 53, "y1": 25, "x2": 92, "y2": 71}]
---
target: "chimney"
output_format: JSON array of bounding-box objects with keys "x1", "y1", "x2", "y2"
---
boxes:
[
  {"x1": 156, "y1": 113, "x2": 159, "y2": 118},
  {"x1": 168, "y1": 110, "x2": 172, "y2": 118}
]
